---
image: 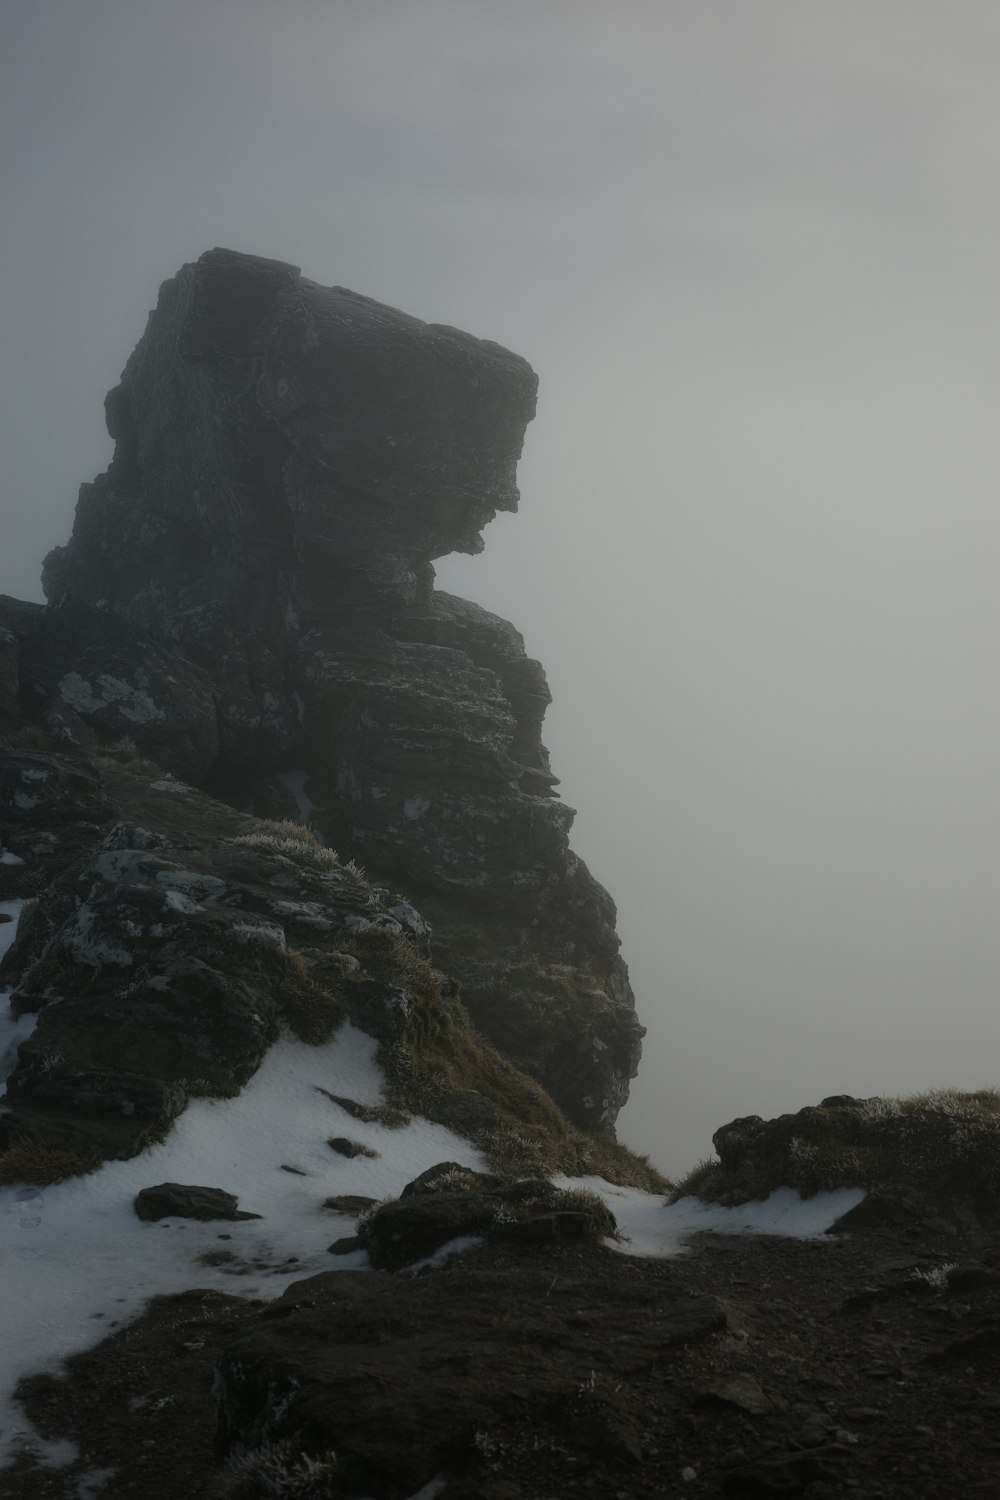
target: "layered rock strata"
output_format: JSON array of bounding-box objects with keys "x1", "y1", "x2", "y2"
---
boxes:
[{"x1": 13, "y1": 249, "x2": 642, "y2": 1129}]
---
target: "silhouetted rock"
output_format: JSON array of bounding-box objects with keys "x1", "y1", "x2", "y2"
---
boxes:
[{"x1": 33, "y1": 247, "x2": 641, "y2": 1130}]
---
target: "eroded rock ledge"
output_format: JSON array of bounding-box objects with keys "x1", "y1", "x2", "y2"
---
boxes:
[{"x1": 5, "y1": 248, "x2": 642, "y2": 1130}]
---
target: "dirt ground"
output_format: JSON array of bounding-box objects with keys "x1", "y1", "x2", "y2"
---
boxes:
[{"x1": 6, "y1": 1215, "x2": 1000, "y2": 1499}]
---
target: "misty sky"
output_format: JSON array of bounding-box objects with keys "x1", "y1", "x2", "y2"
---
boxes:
[{"x1": 4, "y1": 2, "x2": 1000, "y2": 1174}]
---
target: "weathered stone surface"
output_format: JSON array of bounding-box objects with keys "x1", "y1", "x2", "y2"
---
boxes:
[
  {"x1": 0, "y1": 810, "x2": 439, "y2": 1161},
  {"x1": 17, "y1": 599, "x2": 218, "y2": 782},
  {"x1": 0, "y1": 751, "x2": 113, "y2": 897},
  {"x1": 214, "y1": 1259, "x2": 726, "y2": 1496},
  {"x1": 134, "y1": 1182, "x2": 257, "y2": 1222},
  {"x1": 0, "y1": 751, "x2": 109, "y2": 831},
  {"x1": 34, "y1": 247, "x2": 643, "y2": 1130}
]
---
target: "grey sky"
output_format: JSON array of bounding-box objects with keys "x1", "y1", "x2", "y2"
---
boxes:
[{"x1": 4, "y1": 2, "x2": 1000, "y2": 1173}]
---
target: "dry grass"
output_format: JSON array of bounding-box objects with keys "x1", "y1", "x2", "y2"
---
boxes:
[
  {"x1": 344, "y1": 926, "x2": 431, "y2": 985},
  {"x1": 92, "y1": 736, "x2": 164, "y2": 779},
  {"x1": 555, "y1": 1186, "x2": 621, "y2": 1239},
  {"x1": 364, "y1": 937, "x2": 665, "y2": 1190},
  {"x1": 0, "y1": 1139, "x2": 101, "y2": 1186},
  {"x1": 0, "y1": 725, "x2": 57, "y2": 753},
  {"x1": 212, "y1": 1442, "x2": 340, "y2": 1500},
  {"x1": 267, "y1": 948, "x2": 345, "y2": 1045},
  {"x1": 237, "y1": 818, "x2": 321, "y2": 847},
  {"x1": 228, "y1": 825, "x2": 368, "y2": 887}
]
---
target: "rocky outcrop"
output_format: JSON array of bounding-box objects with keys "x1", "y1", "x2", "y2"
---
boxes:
[
  {"x1": 0, "y1": 760, "x2": 659, "y2": 1191},
  {"x1": 676, "y1": 1091, "x2": 1000, "y2": 1229},
  {"x1": 25, "y1": 247, "x2": 642, "y2": 1130}
]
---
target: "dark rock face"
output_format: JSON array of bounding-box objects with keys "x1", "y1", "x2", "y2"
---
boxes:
[
  {"x1": 31, "y1": 248, "x2": 642, "y2": 1131},
  {"x1": 17, "y1": 600, "x2": 218, "y2": 781}
]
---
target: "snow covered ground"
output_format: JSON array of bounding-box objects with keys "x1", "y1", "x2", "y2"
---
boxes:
[
  {"x1": 560, "y1": 1175, "x2": 865, "y2": 1256},
  {"x1": 0, "y1": 896, "x2": 864, "y2": 1470}
]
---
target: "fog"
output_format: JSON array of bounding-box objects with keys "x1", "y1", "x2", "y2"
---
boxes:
[{"x1": 4, "y1": 2, "x2": 1000, "y2": 1175}]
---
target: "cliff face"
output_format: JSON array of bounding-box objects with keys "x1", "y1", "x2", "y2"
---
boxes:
[{"x1": 31, "y1": 249, "x2": 642, "y2": 1131}]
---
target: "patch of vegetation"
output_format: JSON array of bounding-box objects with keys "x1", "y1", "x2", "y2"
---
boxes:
[
  {"x1": 93, "y1": 735, "x2": 165, "y2": 779},
  {"x1": 0, "y1": 723, "x2": 59, "y2": 753},
  {"x1": 327, "y1": 1137, "x2": 379, "y2": 1160},
  {"x1": 213, "y1": 1442, "x2": 340, "y2": 1500},
  {"x1": 227, "y1": 824, "x2": 368, "y2": 888},
  {"x1": 343, "y1": 925, "x2": 430, "y2": 985},
  {"x1": 204, "y1": 932, "x2": 344, "y2": 1046},
  {"x1": 0, "y1": 1139, "x2": 101, "y2": 1185},
  {"x1": 550, "y1": 1185, "x2": 620, "y2": 1240},
  {"x1": 669, "y1": 1088, "x2": 1000, "y2": 1222},
  {"x1": 361, "y1": 928, "x2": 665, "y2": 1190}
]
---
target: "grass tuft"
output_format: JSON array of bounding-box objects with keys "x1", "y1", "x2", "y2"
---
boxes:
[{"x1": 0, "y1": 1140, "x2": 101, "y2": 1185}]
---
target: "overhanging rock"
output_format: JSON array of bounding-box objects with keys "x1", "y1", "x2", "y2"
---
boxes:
[{"x1": 40, "y1": 249, "x2": 643, "y2": 1132}]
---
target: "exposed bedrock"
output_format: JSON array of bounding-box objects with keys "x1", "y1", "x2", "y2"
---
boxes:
[{"x1": 33, "y1": 248, "x2": 643, "y2": 1131}]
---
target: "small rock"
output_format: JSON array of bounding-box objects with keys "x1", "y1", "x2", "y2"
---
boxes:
[
  {"x1": 694, "y1": 1374, "x2": 773, "y2": 1417},
  {"x1": 328, "y1": 1236, "x2": 364, "y2": 1256},
  {"x1": 327, "y1": 1137, "x2": 377, "y2": 1159},
  {"x1": 324, "y1": 1194, "x2": 377, "y2": 1215},
  {"x1": 134, "y1": 1183, "x2": 261, "y2": 1222}
]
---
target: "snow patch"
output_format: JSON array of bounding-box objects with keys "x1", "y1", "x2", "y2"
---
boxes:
[
  {"x1": 554, "y1": 1176, "x2": 866, "y2": 1258},
  {"x1": 0, "y1": 1025, "x2": 485, "y2": 1469},
  {"x1": 1, "y1": 851, "x2": 25, "y2": 866}
]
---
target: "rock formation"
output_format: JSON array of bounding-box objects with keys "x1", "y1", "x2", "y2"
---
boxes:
[{"x1": 23, "y1": 247, "x2": 642, "y2": 1131}]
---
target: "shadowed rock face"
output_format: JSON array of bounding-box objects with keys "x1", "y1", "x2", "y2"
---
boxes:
[{"x1": 32, "y1": 248, "x2": 643, "y2": 1131}]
